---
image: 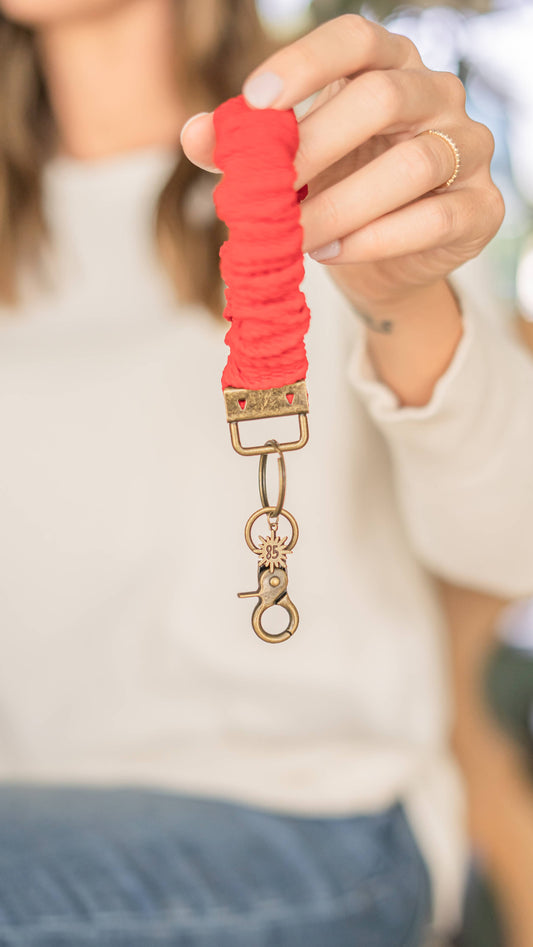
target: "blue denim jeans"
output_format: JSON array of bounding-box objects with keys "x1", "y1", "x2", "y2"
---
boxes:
[{"x1": 0, "y1": 786, "x2": 431, "y2": 946}]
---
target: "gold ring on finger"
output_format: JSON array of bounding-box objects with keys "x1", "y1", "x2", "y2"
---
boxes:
[{"x1": 418, "y1": 129, "x2": 461, "y2": 188}]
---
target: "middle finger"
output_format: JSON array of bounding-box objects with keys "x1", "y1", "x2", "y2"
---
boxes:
[
  {"x1": 242, "y1": 15, "x2": 418, "y2": 112},
  {"x1": 294, "y1": 68, "x2": 457, "y2": 191},
  {"x1": 301, "y1": 123, "x2": 479, "y2": 255}
]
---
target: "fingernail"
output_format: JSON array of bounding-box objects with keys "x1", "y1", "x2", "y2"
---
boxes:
[
  {"x1": 194, "y1": 160, "x2": 222, "y2": 174},
  {"x1": 309, "y1": 240, "x2": 341, "y2": 261},
  {"x1": 296, "y1": 184, "x2": 308, "y2": 204},
  {"x1": 243, "y1": 71, "x2": 284, "y2": 109},
  {"x1": 179, "y1": 111, "x2": 210, "y2": 145},
  {"x1": 179, "y1": 112, "x2": 221, "y2": 173}
]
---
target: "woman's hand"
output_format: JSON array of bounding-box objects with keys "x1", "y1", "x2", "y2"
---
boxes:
[
  {"x1": 180, "y1": 14, "x2": 504, "y2": 319},
  {"x1": 181, "y1": 14, "x2": 505, "y2": 407}
]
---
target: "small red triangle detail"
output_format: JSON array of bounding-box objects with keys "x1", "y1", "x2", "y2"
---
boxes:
[
  {"x1": 238, "y1": 399, "x2": 246, "y2": 410},
  {"x1": 286, "y1": 392, "x2": 294, "y2": 405}
]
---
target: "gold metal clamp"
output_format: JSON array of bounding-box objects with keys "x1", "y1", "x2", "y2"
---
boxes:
[
  {"x1": 223, "y1": 380, "x2": 309, "y2": 457},
  {"x1": 223, "y1": 381, "x2": 309, "y2": 642},
  {"x1": 238, "y1": 447, "x2": 300, "y2": 644}
]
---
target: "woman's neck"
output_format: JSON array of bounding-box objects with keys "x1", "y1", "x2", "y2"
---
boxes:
[{"x1": 36, "y1": 0, "x2": 187, "y2": 160}]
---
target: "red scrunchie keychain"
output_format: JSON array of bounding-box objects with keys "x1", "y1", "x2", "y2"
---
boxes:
[
  {"x1": 214, "y1": 94, "x2": 310, "y2": 390},
  {"x1": 213, "y1": 94, "x2": 311, "y2": 645}
]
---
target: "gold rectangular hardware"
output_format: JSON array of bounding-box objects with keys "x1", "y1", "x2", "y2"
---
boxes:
[{"x1": 223, "y1": 380, "x2": 309, "y2": 456}]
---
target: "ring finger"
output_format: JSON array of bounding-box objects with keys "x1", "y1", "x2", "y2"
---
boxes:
[{"x1": 301, "y1": 124, "x2": 476, "y2": 255}]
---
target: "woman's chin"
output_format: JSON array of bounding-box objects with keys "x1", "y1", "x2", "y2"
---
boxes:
[{"x1": 0, "y1": 0, "x2": 125, "y2": 28}]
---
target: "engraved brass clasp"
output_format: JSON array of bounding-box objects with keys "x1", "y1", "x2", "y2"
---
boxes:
[
  {"x1": 239, "y1": 503, "x2": 300, "y2": 643},
  {"x1": 223, "y1": 381, "x2": 309, "y2": 640}
]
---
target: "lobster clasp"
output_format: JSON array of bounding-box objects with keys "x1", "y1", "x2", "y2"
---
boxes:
[
  {"x1": 237, "y1": 445, "x2": 301, "y2": 644},
  {"x1": 238, "y1": 566, "x2": 299, "y2": 644}
]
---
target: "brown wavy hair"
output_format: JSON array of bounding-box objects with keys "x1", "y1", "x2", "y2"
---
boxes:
[{"x1": 0, "y1": 1, "x2": 280, "y2": 317}]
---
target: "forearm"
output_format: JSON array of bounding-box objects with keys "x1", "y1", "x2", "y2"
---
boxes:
[
  {"x1": 337, "y1": 276, "x2": 464, "y2": 407},
  {"x1": 365, "y1": 280, "x2": 464, "y2": 407},
  {"x1": 343, "y1": 263, "x2": 533, "y2": 597}
]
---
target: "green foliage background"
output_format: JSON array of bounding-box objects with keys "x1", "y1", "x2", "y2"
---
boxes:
[{"x1": 310, "y1": 0, "x2": 492, "y2": 22}]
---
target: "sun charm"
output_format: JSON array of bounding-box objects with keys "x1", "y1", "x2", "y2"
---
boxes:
[{"x1": 256, "y1": 526, "x2": 292, "y2": 572}]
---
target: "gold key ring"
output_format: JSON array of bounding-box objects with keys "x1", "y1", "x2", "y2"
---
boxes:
[
  {"x1": 243, "y1": 506, "x2": 299, "y2": 555},
  {"x1": 258, "y1": 440, "x2": 286, "y2": 520}
]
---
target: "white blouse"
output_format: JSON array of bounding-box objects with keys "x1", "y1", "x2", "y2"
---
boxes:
[{"x1": 0, "y1": 145, "x2": 532, "y2": 932}]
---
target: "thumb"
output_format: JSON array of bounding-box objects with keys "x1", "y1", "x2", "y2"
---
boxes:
[{"x1": 179, "y1": 112, "x2": 220, "y2": 173}]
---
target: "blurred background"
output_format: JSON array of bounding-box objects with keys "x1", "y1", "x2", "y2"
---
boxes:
[{"x1": 258, "y1": 1, "x2": 533, "y2": 945}]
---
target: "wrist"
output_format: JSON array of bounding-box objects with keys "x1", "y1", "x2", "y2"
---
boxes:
[
  {"x1": 361, "y1": 279, "x2": 464, "y2": 407},
  {"x1": 334, "y1": 274, "x2": 460, "y2": 326}
]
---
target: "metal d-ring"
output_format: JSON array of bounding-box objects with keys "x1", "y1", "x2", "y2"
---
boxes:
[{"x1": 258, "y1": 441, "x2": 286, "y2": 519}]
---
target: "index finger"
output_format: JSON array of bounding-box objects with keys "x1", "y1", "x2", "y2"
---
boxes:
[{"x1": 242, "y1": 15, "x2": 418, "y2": 111}]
